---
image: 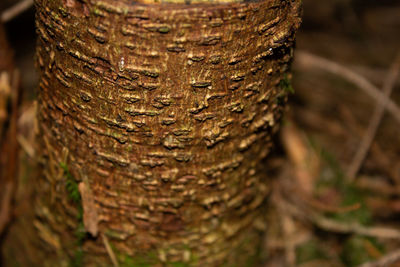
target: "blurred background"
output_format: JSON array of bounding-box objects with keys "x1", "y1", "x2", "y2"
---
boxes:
[{"x1": 1, "y1": 0, "x2": 400, "y2": 266}]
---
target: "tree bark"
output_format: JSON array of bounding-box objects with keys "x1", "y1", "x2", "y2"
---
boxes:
[{"x1": 3, "y1": 0, "x2": 301, "y2": 266}]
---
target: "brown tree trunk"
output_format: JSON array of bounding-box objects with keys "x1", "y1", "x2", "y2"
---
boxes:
[{"x1": 3, "y1": 0, "x2": 301, "y2": 266}]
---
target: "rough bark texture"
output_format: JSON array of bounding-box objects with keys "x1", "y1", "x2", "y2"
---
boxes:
[{"x1": 4, "y1": 0, "x2": 301, "y2": 266}]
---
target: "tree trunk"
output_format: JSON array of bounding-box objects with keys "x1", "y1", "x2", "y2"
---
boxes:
[{"x1": 3, "y1": 0, "x2": 301, "y2": 266}]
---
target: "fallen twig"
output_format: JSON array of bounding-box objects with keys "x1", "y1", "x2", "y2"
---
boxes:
[
  {"x1": 101, "y1": 233, "x2": 120, "y2": 267},
  {"x1": 1, "y1": 0, "x2": 34, "y2": 23},
  {"x1": 294, "y1": 50, "x2": 400, "y2": 125},
  {"x1": 282, "y1": 212, "x2": 297, "y2": 267},
  {"x1": 339, "y1": 105, "x2": 400, "y2": 184},
  {"x1": 276, "y1": 170, "x2": 400, "y2": 240},
  {"x1": 305, "y1": 197, "x2": 361, "y2": 213},
  {"x1": 359, "y1": 248, "x2": 400, "y2": 267},
  {"x1": 347, "y1": 53, "x2": 400, "y2": 181},
  {"x1": 270, "y1": 184, "x2": 307, "y2": 267},
  {"x1": 311, "y1": 212, "x2": 400, "y2": 239},
  {"x1": 267, "y1": 231, "x2": 311, "y2": 250},
  {"x1": 356, "y1": 176, "x2": 400, "y2": 196}
]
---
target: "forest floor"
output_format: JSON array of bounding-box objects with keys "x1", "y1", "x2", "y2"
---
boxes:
[
  {"x1": 263, "y1": 1, "x2": 400, "y2": 266},
  {"x1": 1, "y1": 0, "x2": 400, "y2": 266}
]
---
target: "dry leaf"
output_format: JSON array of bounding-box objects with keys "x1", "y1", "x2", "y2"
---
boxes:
[{"x1": 78, "y1": 181, "x2": 99, "y2": 237}]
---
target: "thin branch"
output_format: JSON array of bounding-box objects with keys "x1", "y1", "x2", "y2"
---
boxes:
[
  {"x1": 294, "y1": 50, "x2": 400, "y2": 125},
  {"x1": 347, "y1": 53, "x2": 400, "y2": 181},
  {"x1": 311, "y1": 212, "x2": 400, "y2": 239},
  {"x1": 356, "y1": 175, "x2": 400, "y2": 196},
  {"x1": 1, "y1": 0, "x2": 34, "y2": 23},
  {"x1": 276, "y1": 175, "x2": 400, "y2": 240},
  {"x1": 101, "y1": 233, "x2": 120, "y2": 267},
  {"x1": 359, "y1": 248, "x2": 400, "y2": 267}
]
